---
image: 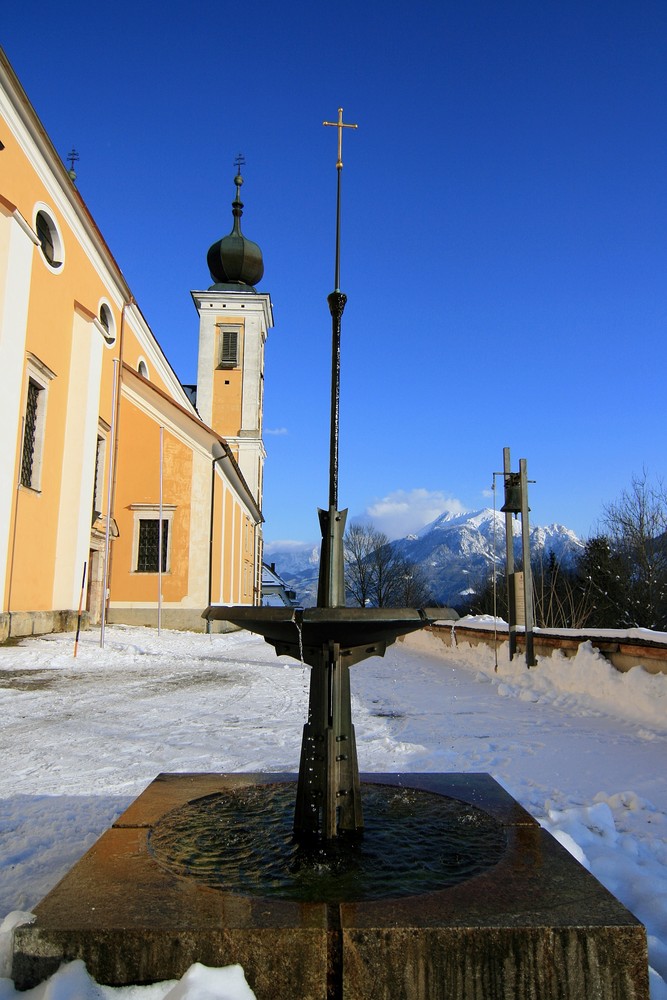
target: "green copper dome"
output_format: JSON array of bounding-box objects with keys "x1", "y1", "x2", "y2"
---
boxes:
[{"x1": 207, "y1": 173, "x2": 264, "y2": 290}]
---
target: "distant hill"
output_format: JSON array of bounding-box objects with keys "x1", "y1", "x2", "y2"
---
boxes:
[{"x1": 266, "y1": 508, "x2": 583, "y2": 608}]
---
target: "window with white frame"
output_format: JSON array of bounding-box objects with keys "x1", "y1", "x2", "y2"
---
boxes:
[
  {"x1": 130, "y1": 505, "x2": 175, "y2": 573},
  {"x1": 98, "y1": 302, "x2": 116, "y2": 346},
  {"x1": 34, "y1": 207, "x2": 64, "y2": 270},
  {"x1": 137, "y1": 519, "x2": 169, "y2": 572},
  {"x1": 217, "y1": 324, "x2": 241, "y2": 368},
  {"x1": 20, "y1": 356, "x2": 56, "y2": 491}
]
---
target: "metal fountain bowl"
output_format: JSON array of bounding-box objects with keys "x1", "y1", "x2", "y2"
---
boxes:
[{"x1": 203, "y1": 605, "x2": 439, "y2": 667}]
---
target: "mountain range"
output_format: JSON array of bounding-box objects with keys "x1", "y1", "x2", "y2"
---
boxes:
[{"x1": 266, "y1": 508, "x2": 584, "y2": 608}]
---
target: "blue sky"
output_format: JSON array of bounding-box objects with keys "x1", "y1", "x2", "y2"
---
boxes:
[{"x1": 3, "y1": 1, "x2": 666, "y2": 546}]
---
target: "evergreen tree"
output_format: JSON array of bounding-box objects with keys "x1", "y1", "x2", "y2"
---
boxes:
[
  {"x1": 601, "y1": 472, "x2": 667, "y2": 629},
  {"x1": 577, "y1": 536, "x2": 627, "y2": 629}
]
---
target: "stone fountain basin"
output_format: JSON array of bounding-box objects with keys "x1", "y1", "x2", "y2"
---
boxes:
[{"x1": 12, "y1": 772, "x2": 649, "y2": 999}]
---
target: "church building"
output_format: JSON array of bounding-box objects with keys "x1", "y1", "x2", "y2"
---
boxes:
[{"x1": 0, "y1": 48, "x2": 273, "y2": 639}]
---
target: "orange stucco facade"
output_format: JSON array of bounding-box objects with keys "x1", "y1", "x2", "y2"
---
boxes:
[{"x1": 0, "y1": 49, "x2": 267, "y2": 639}]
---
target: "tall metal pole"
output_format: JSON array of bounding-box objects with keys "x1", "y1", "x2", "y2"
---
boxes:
[
  {"x1": 520, "y1": 459, "x2": 536, "y2": 667},
  {"x1": 327, "y1": 289, "x2": 345, "y2": 510},
  {"x1": 503, "y1": 447, "x2": 517, "y2": 659},
  {"x1": 100, "y1": 359, "x2": 119, "y2": 648},
  {"x1": 318, "y1": 108, "x2": 357, "y2": 609},
  {"x1": 158, "y1": 426, "x2": 164, "y2": 635},
  {"x1": 324, "y1": 107, "x2": 357, "y2": 512}
]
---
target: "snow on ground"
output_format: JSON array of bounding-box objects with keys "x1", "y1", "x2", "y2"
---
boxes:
[{"x1": 0, "y1": 623, "x2": 666, "y2": 998}]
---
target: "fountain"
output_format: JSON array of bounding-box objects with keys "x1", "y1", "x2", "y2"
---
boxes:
[
  {"x1": 204, "y1": 108, "x2": 442, "y2": 844},
  {"x1": 12, "y1": 113, "x2": 649, "y2": 999}
]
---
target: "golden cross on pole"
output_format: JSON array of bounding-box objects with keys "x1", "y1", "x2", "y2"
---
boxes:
[{"x1": 323, "y1": 107, "x2": 358, "y2": 169}]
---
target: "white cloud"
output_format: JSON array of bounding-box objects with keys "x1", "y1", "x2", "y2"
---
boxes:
[
  {"x1": 265, "y1": 427, "x2": 288, "y2": 436},
  {"x1": 363, "y1": 488, "x2": 467, "y2": 540}
]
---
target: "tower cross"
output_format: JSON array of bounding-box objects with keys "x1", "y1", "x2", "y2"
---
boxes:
[{"x1": 323, "y1": 108, "x2": 358, "y2": 169}]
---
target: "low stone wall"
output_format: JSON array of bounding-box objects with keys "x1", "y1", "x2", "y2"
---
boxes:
[
  {"x1": 0, "y1": 609, "x2": 89, "y2": 643},
  {"x1": 430, "y1": 622, "x2": 667, "y2": 676},
  {"x1": 106, "y1": 608, "x2": 237, "y2": 633},
  {"x1": 0, "y1": 607, "x2": 242, "y2": 642}
]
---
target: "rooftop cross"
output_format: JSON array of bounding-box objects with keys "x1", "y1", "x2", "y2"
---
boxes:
[
  {"x1": 323, "y1": 108, "x2": 358, "y2": 170},
  {"x1": 321, "y1": 108, "x2": 358, "y2": 517},
  {"x1": 66, "y1": 147, "x2": 79, "y2": 182},
  {"x1": 233, "y1": 152, "x2": 245, "y2": 174}
]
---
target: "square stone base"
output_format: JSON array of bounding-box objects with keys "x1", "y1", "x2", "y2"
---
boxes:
[{"x1": 12, "y1": 773, "x2": 649, "y2": 999}]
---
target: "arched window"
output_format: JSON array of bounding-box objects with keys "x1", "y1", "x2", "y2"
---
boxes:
[
  {"x1": 98, "y1": 302, "x2": 116, "y2": 346},
  {"x1": 34, "y1": 207, "x2": 64, "y2": 270},
  {"x1": 137, "y1": 359, "x2": 149, "y2": 379}
]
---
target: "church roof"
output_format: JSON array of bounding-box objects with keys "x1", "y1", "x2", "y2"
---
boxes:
[{"x1": 207, "y1": 171, "x2": 264, "y2": 291}]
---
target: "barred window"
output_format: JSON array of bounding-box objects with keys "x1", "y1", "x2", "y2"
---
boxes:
[
  {"x1": 93, "y1": 436, "x2": 105, "y2": 518},
  {"x1": 21, "y1": 379, "x2": 42, "y2": 488},
  {"x1": 136, "y1": 519, "x2": 169, "y2": 573}
]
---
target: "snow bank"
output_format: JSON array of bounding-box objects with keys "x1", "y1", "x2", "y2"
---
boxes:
[
  {"x1": 410, "y1": 626, "x2": 667, "y2": 732},
  {"x1": 1, "y1": 625, "x2": 666, "y2": 998},
  {"x1": 0, "y1": 958, "x2": 256, "y2": 999}
]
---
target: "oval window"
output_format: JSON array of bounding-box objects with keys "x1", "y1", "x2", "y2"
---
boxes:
[
  {"x1": 99, "y1": 303, "x2": 116, "y2": 345},
  {"x1": 35, "y1": 209, "x2": 63, "y2": 269}
]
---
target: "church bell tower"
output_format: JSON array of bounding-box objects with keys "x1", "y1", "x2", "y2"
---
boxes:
[{"x1": 192, "y1": 167, "x2": 273, "y2": 506}]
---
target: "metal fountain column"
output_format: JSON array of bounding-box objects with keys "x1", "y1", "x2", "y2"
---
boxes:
[
  {"x1": 317, "y1": 107, "x2": 358, "y2": 610},
  {"x1": 294, "y1": 110, "x2": 361, "y2": 839},
  {"x1": 204, "y1": 130, "x2": 434, "y2": 841}
]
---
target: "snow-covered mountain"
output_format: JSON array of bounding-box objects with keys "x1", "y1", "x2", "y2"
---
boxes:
[
  {"x1": 266, "y1": 508, "x2": 583, "y2": 608},
  {"x1": 263, "y1": 543, "x2": 321, "y2": 606},
  {"x1": 393, "y1": 508, "x2": 583, "y2": 606}
]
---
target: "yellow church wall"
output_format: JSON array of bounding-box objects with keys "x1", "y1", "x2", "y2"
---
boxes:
[
  {"x1": 161, "y1": 432, "x2": 193, "y2": 602},
  {"x1": 52, "y1": 307, "x2": 106, "y2": 610},
  {"x1": 225, "y1": 495, "x2": 238, "y2": 604},
  {"x1": 210, "y1": 479, "x2": 224, "y2": 605},
  {"x1": 110, "y1": 402, "x2": 193, "y2": 604},
  {"x1": 212, "y1": 489, "x2": 256, "y2": 604},
  {"x1": 121, "y1": 325, "x2": 148, "y2": 376},
  {"x1": 9, "y1": 291, "x2": 107, "y2": 610},
  {"x1": 109, "y1": 367, "x2": 264, "y2": 625},
  {"x1": 217, "y1": 493, "x2": 251, "y2": 605},
  {"x1": 120, "y1": 322, "x2": 178, "y2": 397},
  {"x1": 241, "y1": 514, "x2": 254, "y2": 604},
  {"x1": 2, "y1": 179, "x2": 124, "y2": 612},
  {"x1": 1, "y1": 136, "x2": 126, "y2": 370},
  {"x1": 211, "y1": 316, "x2": 244, "y2": 437},
  {"x1": 212, "y1": 368, "x2": 243, "y2": 437},
  {"x1": 2, "y1": 51, "x2": 266, "y2": 634}
]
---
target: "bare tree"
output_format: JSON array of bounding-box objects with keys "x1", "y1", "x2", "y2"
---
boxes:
[
  {"x1": 531, "y1": 549, "x2": 596, "y2": 629},
  {"x1": 469, "y1": 552, "x2": 596, "y2": 628},
  {"x1": 344, "y1": 522, "x2": 383, "y2": 607},
  {"x1": 391, "y1": 558, "x2": 434, "y2": 608},
  {"x1": 373, "y1": 537, "x2": 406, "y2": 607},
  {"x1": 343, "y1": 522, "x2": 434, "y2": 608}
]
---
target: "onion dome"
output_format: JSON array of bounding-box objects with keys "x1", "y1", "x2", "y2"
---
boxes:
[{"x1": 207, "y1": 172, "x2": 264, "y2": 290}]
